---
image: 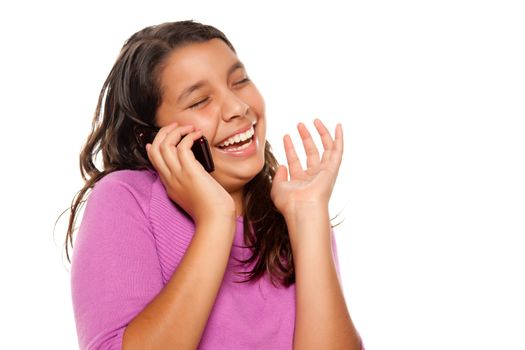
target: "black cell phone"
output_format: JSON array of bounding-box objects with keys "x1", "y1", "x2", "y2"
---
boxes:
[{"x1": 134, "y1": 125, "x2": 215, "y2": 172}]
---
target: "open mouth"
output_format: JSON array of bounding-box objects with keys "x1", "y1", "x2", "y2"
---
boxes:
[{"x1": 216, "y1": 125, "x2": 255, "y2": 151}]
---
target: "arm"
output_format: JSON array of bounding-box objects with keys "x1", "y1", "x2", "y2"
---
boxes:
[
  {"x1": 271, "y1": 119, "x2": 363, "y2": 349},
  {"x1": 124, "y1": 123, "x2": 238, "y2": 349},
  {"x1": 71, "y1": 178, "x2": 236, "y2": 350},
  {"x1": 123, "y1": 215, "x2": 236, "y2": 349},
  {"x1": 286, "y1": 204, "x2": 361, "y2": 350}
]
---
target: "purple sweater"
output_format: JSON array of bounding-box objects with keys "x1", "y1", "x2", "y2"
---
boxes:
[{"x1": 70, "y1": 169, "x2": 347, "y2": 349}]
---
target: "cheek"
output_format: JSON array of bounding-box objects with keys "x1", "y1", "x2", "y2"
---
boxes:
[
  {"x1": 255, "y1": 117, "x2": 266, "y2": 143},
  {"x1": 238, "y1": 85, "x2": 264, "y2": 112},
  {"x1": 180, "y1": 114, "x2": 217, "y2": 140},
  {"x1": 250, "y1": 90, "x2": 265, "y2": 114}
]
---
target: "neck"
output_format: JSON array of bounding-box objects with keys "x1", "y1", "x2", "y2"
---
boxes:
[{"x1": 230, "y1": 189, "x2": 243, "y2": 217}]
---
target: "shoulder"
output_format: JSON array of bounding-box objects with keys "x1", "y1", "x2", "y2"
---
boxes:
[
  {"x1": 87, "y1": 168, "x2": 160, "y2": 217},
  {"x1": 94, "y1": 168, "x2": 158, "y2": 193}
]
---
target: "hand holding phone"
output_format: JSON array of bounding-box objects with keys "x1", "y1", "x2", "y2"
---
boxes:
[
  {"x1": 134, "y1": 123, "x2": 235, "y2": 222},
  {"x1": 135, "y1": 125, "x2": 215, "y2": 172}
]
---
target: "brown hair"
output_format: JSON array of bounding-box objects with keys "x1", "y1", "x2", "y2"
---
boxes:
[{"x1": 63, "y1": 20, "x2": 295, "y2": 287}]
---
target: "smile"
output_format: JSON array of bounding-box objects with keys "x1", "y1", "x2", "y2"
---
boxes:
[
  {"x1": 215, "y1": 123, "x2": 258, "y2": 157},
  {"x1": 217, "y1": 125, "x2": 255, "y2": 149}
]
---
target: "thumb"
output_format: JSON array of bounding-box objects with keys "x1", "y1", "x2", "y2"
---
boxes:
[{"x1": 273, "y1": 165, "x2": 288, "y2": 184}]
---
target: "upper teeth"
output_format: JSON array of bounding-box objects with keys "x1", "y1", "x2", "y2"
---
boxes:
[{"x1": 218, "y1": 126, "x2": 255, "y2": 147}]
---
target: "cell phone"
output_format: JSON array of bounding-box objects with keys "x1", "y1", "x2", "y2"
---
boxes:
[{"x1": 134, "y1": 125, "x2": 215, "y2": 172}]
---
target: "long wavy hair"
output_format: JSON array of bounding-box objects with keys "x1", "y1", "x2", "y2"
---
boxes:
[{"x1": 63, "y1": 20, "x2": 295, "y2": 287}]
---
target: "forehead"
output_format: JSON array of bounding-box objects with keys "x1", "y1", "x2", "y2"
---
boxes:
[{"x1": 159, "y1": 39, "x2": 240, "y2": 90}]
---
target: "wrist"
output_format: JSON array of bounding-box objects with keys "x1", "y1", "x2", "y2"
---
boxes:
[
  {"x1": 283, "y1": 203, "x2": 331, "y2": 251},
  {"x1": 195, "y1": 210, "x2": 236, "y2": 234},
  {"x1": 282, "y1": 201, "x2": 329, "y2": 223}
]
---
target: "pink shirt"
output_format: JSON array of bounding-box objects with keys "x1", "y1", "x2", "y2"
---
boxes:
[{"x1": 71, "y1": 169, "x2": 352, "y2": 349}]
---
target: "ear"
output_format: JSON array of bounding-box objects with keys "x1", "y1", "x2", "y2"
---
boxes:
[
  {"x1": 133, "y1": 125, "x2": 146, "y2": 147},
  {"x1": 133, "y1": 125, "x2": 158, "y2": 148}
]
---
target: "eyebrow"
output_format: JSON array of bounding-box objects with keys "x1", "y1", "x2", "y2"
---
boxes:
[{"x1": 176, "y1": 61, "x2": 245, "y2": 104}]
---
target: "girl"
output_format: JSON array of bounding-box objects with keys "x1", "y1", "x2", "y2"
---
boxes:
[{"x1": 66, "y1": 20, "x2": 363, "y2": 349}]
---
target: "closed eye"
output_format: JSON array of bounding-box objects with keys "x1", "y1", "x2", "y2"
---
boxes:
[
  {"x1": 235, "y1": 77, "x2": 250, "y2": 85},
  {"x1": 188, "y1": 78, "x2": 250, "y2": 109},
  {"x1": 189, "y1": 97, "x2": 209, "y2": 109}
]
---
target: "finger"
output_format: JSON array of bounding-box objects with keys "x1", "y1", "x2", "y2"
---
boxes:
[
  {"x1": 334, "y1": 123, "x2": 344, "y2": 156},
  {"x1": 152, "y1": 121, "x2": 189, "y2": 150},
  {"x1": 146, "y1": 129, "x2": 174, "y2": 177},
  {"x1": 147, "y1": 120, "x2": 180, "y2": 172},
  {"x1": 323, "y1": 124, "x2": 344, "y2": 171},
  {"x1": 146, "y1": 144, "x2": 171, "y2": 177},
  {"x1": 272, "y1": 164, "x2": 288, "y2": 184},
  {"x1": 313, "y1": 118, "x2": 334, "y2": 151},
  {"x1": 159, "y1": 125, "x2": 195, "y2": 174},
  {"x1": 297, "y1": 122, "x2": 321, "y2": 169},
  {"x1": 283, "y1": 134, "x2": 303, "y2": 178},
  {"x1": 163, "y1": 124, "x2": 196, "y2": 146},
  {"x1": 326, "y1": 124, "x2": 343, "y2": 164},
  {"x1": 176, "y1": 129, "x2": 206, "y2": 170},
  {"x1": 152, "y1": 121, "x2": 179, "y2": 146}
]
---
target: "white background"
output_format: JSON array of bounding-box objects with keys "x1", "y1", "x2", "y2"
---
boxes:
[{"x1": 0, "y1": 0, "x2": 524, "y2": 349}]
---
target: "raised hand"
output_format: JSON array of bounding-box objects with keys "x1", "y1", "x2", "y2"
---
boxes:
[
  {"x1": 145, "y1": 122, "x2": 235, "y2": 224},
  {"x1": 270, "y1": 119, "x2": 344, "y2": 219}
]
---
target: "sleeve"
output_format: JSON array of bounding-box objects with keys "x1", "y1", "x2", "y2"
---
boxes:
[{"x1": 70, "y1": 178, "x2": 164, "y2": 350}]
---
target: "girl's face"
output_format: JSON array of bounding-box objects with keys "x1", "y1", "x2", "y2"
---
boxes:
[{"x1": 155, "y1": 39, "x2": 267, "y2": 194}]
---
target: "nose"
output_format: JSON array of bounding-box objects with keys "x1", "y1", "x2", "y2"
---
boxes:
[{"x1": 221, "y1": 90, "x2": 249, "y2": 121}]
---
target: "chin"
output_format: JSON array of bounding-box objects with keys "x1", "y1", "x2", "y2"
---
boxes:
[
  {"x1": 213, "y1": 157, "x2": 265, "y2": 193},
  {"x1": 236, "y1": 158, "x2": 266, "y2": 180}
]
